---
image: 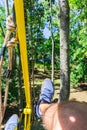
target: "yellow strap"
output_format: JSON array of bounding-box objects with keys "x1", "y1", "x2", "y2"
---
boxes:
[
  {"x1": 14, "y1": 0, "x2": 31, "y2": 108},
  {"x1": 14, "y1": 0, "x2": 32, "y2": 130}
]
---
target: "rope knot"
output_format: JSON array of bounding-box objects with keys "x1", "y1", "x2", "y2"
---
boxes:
[
  {"x1": 7, "y1": 37, "x2": 18, "y2": 48},
  {"x1": 6, "y1": 15, "x2": 16, "y2": 31}
]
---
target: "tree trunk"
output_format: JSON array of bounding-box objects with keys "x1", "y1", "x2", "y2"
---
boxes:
[
  {"x1": 0, "y1": 23, "x2": 5, "y2": 37},
  {"x1": 59, "y1": 0, "x2": 70, "y2": 102},
  {"x1": 50, "y1": 0, "x2": 55, "y2": 82},
  {"x1": 5, "y1": 0, "x2": 9, "y2": 17},
  {"x1": 17, "y1": 45, "x2": 23, "y2": 130}
]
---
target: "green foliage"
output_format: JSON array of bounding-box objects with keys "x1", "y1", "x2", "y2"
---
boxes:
[
  {"x1": 0, "y1": 6, "x2": 6, "y2": 44},
  {"x1": 70, "y1": 0, "x2": 87, "y2": 87}
]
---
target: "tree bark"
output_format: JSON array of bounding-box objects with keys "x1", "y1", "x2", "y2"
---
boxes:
[
  {"x1": 50, "y1": 0, "x2": 55, "y2": 82},
  {"x1": 0, "y1": 23, "x2": 5, "y2": 37},
  {"x1": 5, "y1": 0, "x2": 9, "y2": 17},
  {"x1": 59, "y1": 0, "x2": 70, "y2": 102}
]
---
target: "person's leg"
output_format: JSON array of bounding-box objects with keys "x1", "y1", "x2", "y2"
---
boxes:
[
  {"x1": 41, "y1": 101, "x2": 87, "y2": 130},
  {"x1": 41, "y1": 103, "x2": 58, "y2": 130},
  {"x1": 36, "y1": 79, "x2": 87, "y2": 130},
  {"x1": 39, "y1": 103, "x2": 51, "y2": 116}
]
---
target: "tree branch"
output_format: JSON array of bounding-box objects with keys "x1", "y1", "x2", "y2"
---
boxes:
[{"x1": 0, "y1": 23, "x2": 5, "y2": 37}]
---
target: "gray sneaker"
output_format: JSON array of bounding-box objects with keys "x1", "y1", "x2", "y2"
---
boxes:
[
  {"x1": 36, "y1": 79, "x2": 54, "y2": 117},
  {"x1": 4, "y1": 114, "x2": 18, "y2": 130}
]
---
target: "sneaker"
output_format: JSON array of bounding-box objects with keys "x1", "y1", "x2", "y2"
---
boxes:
[
  {"x1": 36, "y1": 79, "x2": 54, "y2": 117},
  {"x1": 4, "y1": 114, "x2": 18, "y2": 130}
]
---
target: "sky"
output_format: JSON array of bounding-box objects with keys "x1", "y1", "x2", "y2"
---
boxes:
[
  {"x1": 43, "y1": 27, "x2": 51, "y2": 39},
  {"x1": 38, "y1": 0, "x2": 58, "y2": 3},
  {"x1": 0, "y1": 1, "x2": 4, "y2": 6},
  {"x1": 0, "y1": 0, "x2": 58, "y2": 7},
  {"x1": 0, "y1": 0, "x2": 13, "y2": 7}
]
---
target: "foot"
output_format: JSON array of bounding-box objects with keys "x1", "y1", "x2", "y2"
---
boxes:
[
  {"x1": 36, "y1": 78, "x2": 54, "y2": 117},
  {"x1": 4, "y1": 114, "x2": 18, "y2": 130}
]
